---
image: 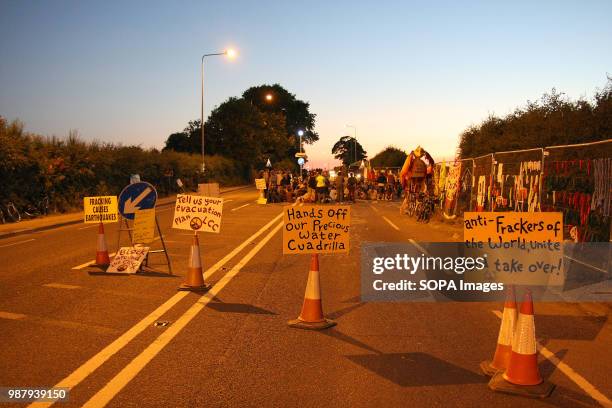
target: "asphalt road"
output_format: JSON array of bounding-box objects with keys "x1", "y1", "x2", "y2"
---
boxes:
[{"x1": 0, "y1": 188, "x2": 610, "y2": 408}]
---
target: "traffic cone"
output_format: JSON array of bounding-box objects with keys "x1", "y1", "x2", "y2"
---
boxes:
[
  {"x1": 178, "y1": 234, "x2": 211, "y2": 292},
  {"x1": 489, "y1": 290, "x2": 554, "y2": 398},
  {"x1": 288, "y1": 254, "x2": 336, "y2": 330},
  {"x1": 480, "y1": 286, "x2": 517, "y2": 376},
  {"x1": 95, "y1": 222, "x2": 110, "y2": 266}
]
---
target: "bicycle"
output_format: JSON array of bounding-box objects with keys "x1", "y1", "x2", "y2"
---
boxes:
[
  {"x1": 0, "y1": 201, "x2": 21, "y2": 223},
  {"x1": 416, "y1": 194, "x2": 436, "y2": 223},
  {"x1": 385, "y1": 183, "x2": 395, "y2": 201},
  {"x1": 400, "y1": 191, "x2": 418, "y2": 216}
]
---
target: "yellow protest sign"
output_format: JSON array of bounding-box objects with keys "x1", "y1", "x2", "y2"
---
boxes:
[
  {"x1": 133, "y1": 209, "x2": 156, "y2": 244},
  {"x1": 255, "y1": 178, "x2": 266, "y2": 190},
  {"x1": 464, "y1": 212, "x2": 563, "y2": 243},
  {"x1": 463, "y1": 212, "x2": 564, "y2": 286},
  {"x1": 172, "y1": 194, "x2": 223, "y2": 233},
  {"x1": 83, "y1": 196, "x2": 118, "y2": 223},
  {"x1": 197, "y1": 183, "x2": 220, "y2": 197},
  {"x1": 283, "y1": 205, "x2": 350, "y2": 254}
]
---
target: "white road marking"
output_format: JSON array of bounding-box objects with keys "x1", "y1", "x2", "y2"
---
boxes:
[
  {"x1": 370, "y1": 205, "x2": 380, "y2": 213},
  {"x1": 0, "y1": 238, "x2": 35, "y2": 248},
  {"x1": 564, "y1": 255, "x2": 608, "y2": 274},
  {"x1": 43, "y1": 283, "x2": 81, "y2": 290},
  {"x1": 382, "y1": 216, "x2": 400, "y2": 231},
  {"x1": 224, "y1": 199, "x2": 234, "y2": 203},
  {"x1": 0, "y1": 311, "x2": 27, "y2": 320},
  {"x1": 78, "y1": 225, "x2": 99, "y2": 230},
  {"x1": 72, "y1": 253, "x2": 117, "y2": 270},
  {"x1": 71, "y1": 237, "x2": 161, "y2": 270},
  {"x1": 492, "y1": 310, "x2": 612, "y2": 407},
  {"x1": 231, "y1": 203, "x2": 250, "y2": 212},
  {"x1": 408, "y1": 238, "x2": 428, "y2": 254},
  {"x1": 29, "y1": 210, "x2": 285, "y2": 408},
  {"x1": 82, "y1": 221, "x2": 284, "y2": 408}
]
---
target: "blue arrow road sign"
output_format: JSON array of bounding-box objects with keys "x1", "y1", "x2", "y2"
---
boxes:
[{"x1": 118, "y1": 181, "x2": 158, "y2": 220}]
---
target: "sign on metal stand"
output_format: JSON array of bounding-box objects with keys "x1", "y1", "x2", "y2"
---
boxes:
[{"x1": 116, "y1": 182, "x2": 172, "y2": 275}]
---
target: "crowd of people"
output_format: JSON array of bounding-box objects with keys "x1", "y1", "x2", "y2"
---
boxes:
[{"x1": 257, "y1": 168, "x2": 403, "y2": 204}]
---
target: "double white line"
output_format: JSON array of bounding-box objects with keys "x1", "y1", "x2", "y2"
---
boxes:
[{"x1": 30, "y1": 210, "x2": 285, "y2": 408}]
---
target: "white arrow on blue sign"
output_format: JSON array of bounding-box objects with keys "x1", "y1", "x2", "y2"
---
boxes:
[{"x1": 118, "y1": 181, "x2": 158, "y2": 220}]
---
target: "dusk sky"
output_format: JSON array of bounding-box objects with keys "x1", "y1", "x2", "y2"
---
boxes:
[{"x1": 1, "y1": 1, "x2": 611, "y2": 167}]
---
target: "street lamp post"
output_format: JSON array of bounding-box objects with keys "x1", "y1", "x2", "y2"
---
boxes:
[
  {"x1": 297, "y1": 129, "x2": 304, "y2": 179},
  {"x1": 201, "y1": 48, "x2": 236, "y2": 174},
  {"x1": 346, "y1": 124, "x2": 357, "y2": 164}
]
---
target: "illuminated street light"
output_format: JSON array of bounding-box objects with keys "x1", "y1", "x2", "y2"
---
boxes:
[
  {"x1": 265, "y1": 93, "x2": 273, "y2": 102},
  {"x1": 200, "y1": 48, "x2": 237, "y2": 173},
  {"x1": 297, "y1": 129, "x2": 305, "y2": 178}
]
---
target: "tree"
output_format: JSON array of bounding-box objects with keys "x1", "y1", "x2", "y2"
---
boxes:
[
  {"x1": 163, "y1": 84, "x2": 317, "y2": 171},
  {"x1": 204, "y1": 97, "x2": 289, "y2": 168},
  {"x1": 332, "y1": 136, "x2": 367, "y2": 167},
  {"x1": 242, "y1": 84, "x2": 319, "y2": 145},
  {"x1": 457, "y1": 77, "x2": 612, "y2": 158},
  {"x1": 370, "y1": 146, "x2": 407, "y2": 168},
  {"x1": 163, "y1": 132, "x2": 191, "y2": 152}
]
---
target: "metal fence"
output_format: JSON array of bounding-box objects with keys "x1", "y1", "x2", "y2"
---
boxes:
[{"x1": 436, "y1": 139, "x2": 612, "y2": 242}]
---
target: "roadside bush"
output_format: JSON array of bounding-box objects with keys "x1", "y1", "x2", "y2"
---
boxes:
[{"x1": 0, "y1": 117, "x2": 247, "y2": 212}]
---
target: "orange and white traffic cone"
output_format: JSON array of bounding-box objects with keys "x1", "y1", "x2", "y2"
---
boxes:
[
  {"x1": 489, "y1": 290, "x2": 554, "y2": 398},
  {"x1": 288, "y1": 254, "x2": 336, "y2": 330},
  {"x1": 480, "y1": 285, "x2": 517, "y2": 376},
  {"x1": 178, "y1": 233, "x2": 211, "y2": 292},
  {"x1": 95, "y1": 222, "x2": 110, "y2": 266}
]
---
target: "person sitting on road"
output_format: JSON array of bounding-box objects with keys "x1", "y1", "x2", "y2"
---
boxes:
[
  {"x1": 268, "y1": 186, "x2": 280, "y2": 203},
  {"x1": 329, "y1": 186, "x2": 338, "y2": 203}
]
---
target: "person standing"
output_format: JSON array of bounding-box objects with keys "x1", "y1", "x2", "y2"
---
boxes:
[
  {"x1": 315, "y1": 171, "x2": 327, "y2": 203},
  {"x1": 308, "y1": 171, "x2": 317, "y2": 202},
  {"x1": 347, "y1": 172, "x2": 357, "y2": 203},
  {"x1": 336, "y1": 171, "x2": 345, "y2": 203}
]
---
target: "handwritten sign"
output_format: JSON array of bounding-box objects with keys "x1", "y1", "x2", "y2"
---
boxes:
[
  {"x1": 133, "y1": 209, "x2": 155, "y2": 244},
  {"x1": 198, "y1": 183, "x2": 220, "y2": 197},
  {"x1": 464, "y1": 212, "x2": 562, "y2": 243},
  {"x1": 172, "y1": 194, "x2": 223, "y2": 233},
  {"x1": 283, "y1": 205, "x2": 350, "y2": 254},
  {"x1": 107, "y1": 246, "x2": 149, "y2": 273},
  {"x1": 463, "y1": 212, "x2": 564, "y2": 286},
  {"x1": 83, "y1": 196, "x2": 118, "y2": 223},
  {"x1": 255, "y1": 178, "x2": 267, "y2": 190}
]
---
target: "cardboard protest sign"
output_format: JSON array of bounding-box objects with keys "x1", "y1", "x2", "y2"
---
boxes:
[
  {"x1": 172, "y1": 194, "x2": 223, "y2": 233},
  {"x1": 464, "y1": 212, "x2": 562, "y2": 243},
  {"x1": 463, "y1": 212, "x2": 564, "y2": 286},
  {"x1": 283, "y1": 205, "x2": 350, "y2": 254},
  {"x1": 255, "y1": 178, "x2": 267, "y2": 190},
  {"x1": 83, "y1": 196, "x2": 118, "y2": 223},
  {"x1": 133, "y1": 209, "x2": 156, "y2": 244},
  {"x1": 107, "y1": 246, "x2": 149, "y2": 273},
  {"x1": 198, "y1": 183, "x2": 220, "y2": 197}
]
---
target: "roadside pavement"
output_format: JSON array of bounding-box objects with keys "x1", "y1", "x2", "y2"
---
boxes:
[{"x1": 0, "y1": 186, "x2": 249, "y2": 239}]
